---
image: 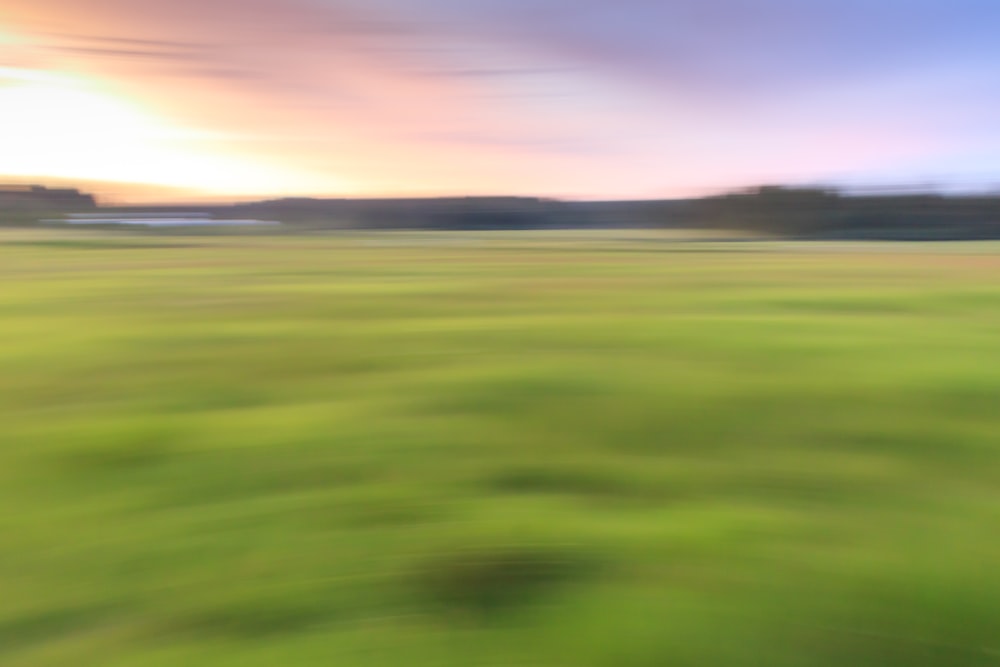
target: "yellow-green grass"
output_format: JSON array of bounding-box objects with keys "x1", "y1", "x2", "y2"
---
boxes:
[{"x1": 2, "y1": 229, "x2": 999, "y2": 666}]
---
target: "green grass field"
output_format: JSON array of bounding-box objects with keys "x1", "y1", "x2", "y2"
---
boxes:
[{"x1": 2, "y1": 228, "x2": 1000, "y2": 666}]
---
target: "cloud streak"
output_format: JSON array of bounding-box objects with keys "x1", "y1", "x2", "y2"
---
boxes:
[{"x1": 4, "y1": 0, "x2": 1000, "y2": 198}]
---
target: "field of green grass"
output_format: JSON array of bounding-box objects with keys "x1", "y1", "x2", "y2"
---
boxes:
[{"x1": 2, "y1": 228, "x2": 1000, "y2": 666}]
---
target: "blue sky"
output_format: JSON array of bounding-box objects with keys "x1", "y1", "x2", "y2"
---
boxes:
[{"x1": 4, "y1": 0, "x2": 1000, "y2": 199}]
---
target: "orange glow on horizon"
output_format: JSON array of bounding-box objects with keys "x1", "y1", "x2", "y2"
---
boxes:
[
  {"x1": 0, "y1": 65, "x2": 349, "y2": 198},
  {"x1": 2, "y1": 0, "x2": 976, "y2": 203}
]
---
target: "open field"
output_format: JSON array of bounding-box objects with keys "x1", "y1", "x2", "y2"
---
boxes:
[{"x1": 1, "y1": 229, "x2": 1000, "y2": 666}]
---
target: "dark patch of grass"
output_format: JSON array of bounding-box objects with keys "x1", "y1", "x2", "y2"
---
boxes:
[
  {"x1": 486, "y1": 466, "x2": 634, "y2": 498},
  {"x1": 414, "y1": 547, "x2": 599, "y2": 616},
  {"x1": 0, "y1": 606, "x2": 117, "y2": 656},
  {"x1": 796, "y1": 625, "x2": 997, "y2": 667}
]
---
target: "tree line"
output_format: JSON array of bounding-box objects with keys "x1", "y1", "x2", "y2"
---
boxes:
[
  {"x1": 10, "y1": 182, "x2": 1000, "y2": 239},
  {"x1": 678, "y1": 186, "x2": 1000, "y2": 240}
]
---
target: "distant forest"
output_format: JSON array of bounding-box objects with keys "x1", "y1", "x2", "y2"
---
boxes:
[
  {"x1": 680, "y1": 186, "x2": 1000, "y2": 240},
  {"x1": 7, "y1": 183, "x2": 1000, "y2": 240}
]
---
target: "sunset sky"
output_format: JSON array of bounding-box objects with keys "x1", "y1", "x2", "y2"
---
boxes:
[{"x1": 3, "y1": 0, "x2": 1000, "y2": 201}]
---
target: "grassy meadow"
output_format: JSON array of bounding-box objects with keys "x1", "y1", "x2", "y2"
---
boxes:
[{"x1": 1, "y1": 228, "x2": 1000, "y2": 666}]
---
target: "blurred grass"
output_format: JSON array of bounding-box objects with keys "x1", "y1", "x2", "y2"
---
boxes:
[{"x1": 1, "y1": 228, "x2": 1000, "y2": 666}]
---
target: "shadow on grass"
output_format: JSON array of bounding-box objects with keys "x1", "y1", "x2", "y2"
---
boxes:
[{"x1": 413, "y1": 546, "x2": 601, "y2": 617}]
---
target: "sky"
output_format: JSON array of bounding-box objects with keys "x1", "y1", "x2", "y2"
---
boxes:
[{"x1": 3, "y1": 0, "x2": 1000, "y2": 201}]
